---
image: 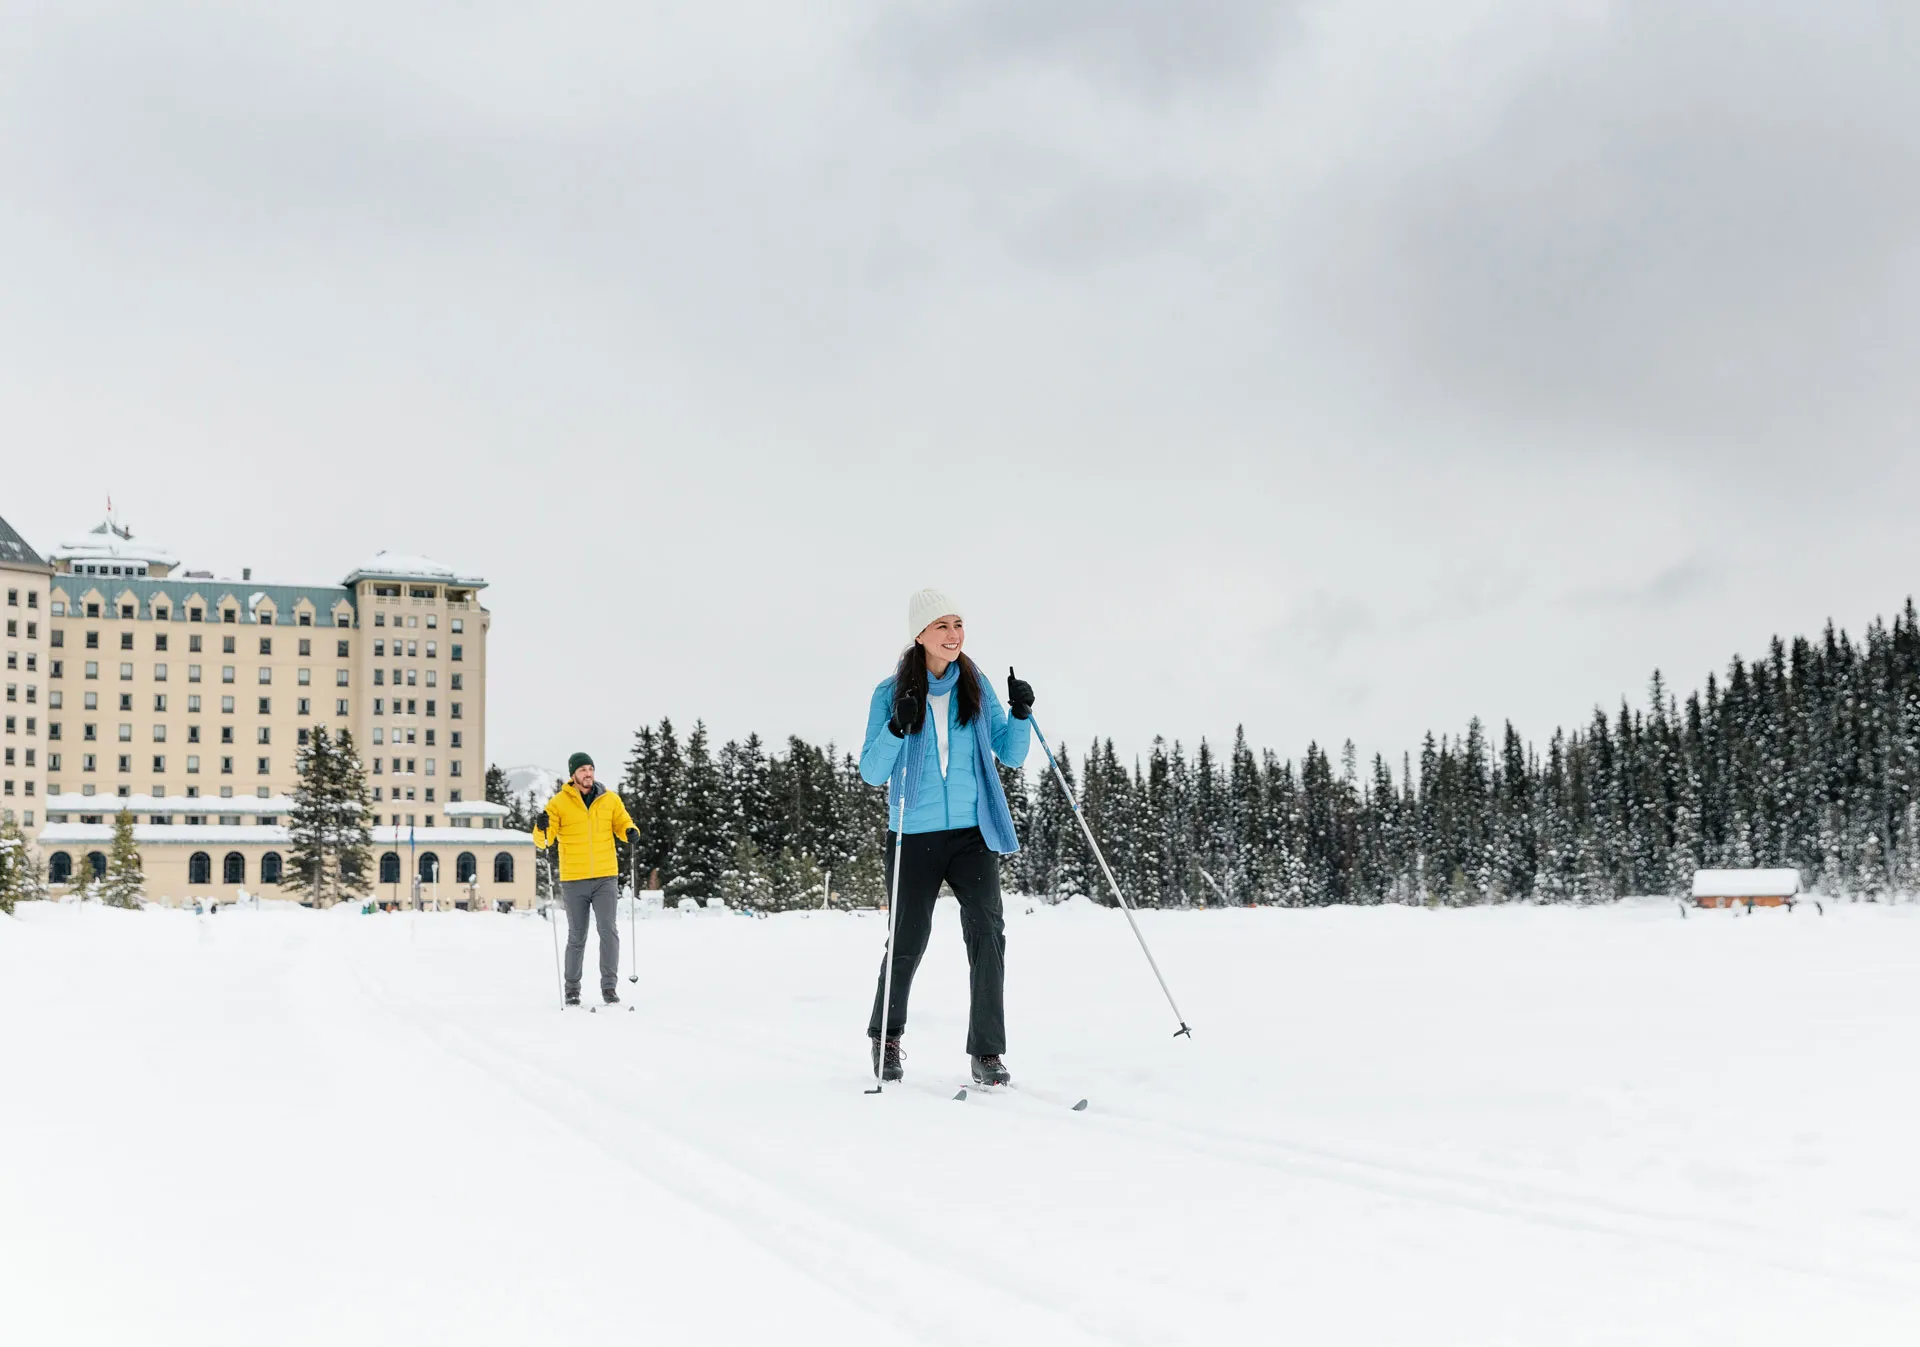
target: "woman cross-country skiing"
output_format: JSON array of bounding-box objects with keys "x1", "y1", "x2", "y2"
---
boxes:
[{"x1": 860, "y1": 588, "x2": 1035, "y2": 1087}]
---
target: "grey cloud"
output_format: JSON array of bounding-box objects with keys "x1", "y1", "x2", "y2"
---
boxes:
[
  {"x1": 869, "y1": 0, "x2": 1297, "y2": 100},
  {"x1": 1294, "y1": 2, "x2": 1920, "y2": 464}
]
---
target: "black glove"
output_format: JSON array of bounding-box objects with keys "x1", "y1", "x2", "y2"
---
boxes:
[
  {"x1": 889, "y1": 683, "x2": 924, "y2": 738},
  {"x1": 626, "y1": 827, "x2": 640, "y2": 844},
  {"x1": 1006, "y1": 666, "x2": 1035, "y2": 720},
  {"x1": 535, "y1": 809, "x2": 550, "y2": 832}
]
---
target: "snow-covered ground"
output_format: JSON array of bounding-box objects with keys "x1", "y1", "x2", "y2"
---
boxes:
[{"x1": 5, "y1": 896, "x2": 1920, "y2": 1345}]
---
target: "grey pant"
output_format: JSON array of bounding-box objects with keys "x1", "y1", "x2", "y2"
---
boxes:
[{"x1": 561, "y1": 876, "x2": 620, "y2": 993}]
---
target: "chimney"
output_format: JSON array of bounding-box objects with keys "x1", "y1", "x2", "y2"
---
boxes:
[{"x1": 243, "y1": 568, "x2": 252, "y2": 581}]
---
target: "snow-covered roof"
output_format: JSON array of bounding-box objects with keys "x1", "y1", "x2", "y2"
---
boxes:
[
  {"x1": 38, "y1": 824, "x2": 533, "y2": 847},
  {"x1": 443, "y1": 801, "x2": 510, "y2": 818},
  {"x1": 0, "y1": 512, "x2": 49, "y2": 570},
  {"x1": 1691, "y1": 868, "x2": 1801, "y2": 898},
  {"x1": 52, "y1": 518, "x2": 179, "y2": 568},
  {"x1": 341, "y1": 551, "x2": 487, "y2": 589},
  {"x1": 46, "y1": 793, "x2": 294, "y2": 814}
]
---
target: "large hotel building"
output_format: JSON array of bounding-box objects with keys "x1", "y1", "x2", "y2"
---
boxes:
[{"x1": 0, "y1": 509, "x2": 532, "y2": 908}]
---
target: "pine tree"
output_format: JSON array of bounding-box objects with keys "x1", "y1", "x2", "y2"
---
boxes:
[
  {"x1": 485, "y1": 763, "x2": 509, "y2": 807},
  {"x1": 289, "y1": 726, "x2": 374, "y2": 907},
  {"x1": 99, "y1": 809, "x2": 144, "y2": 909},
  {"x1": 667, "y1": 721, "x2": 729, "y2": 904},
  {"x1": 0, "y1": 815, "x2": 39, "y2": 915}
]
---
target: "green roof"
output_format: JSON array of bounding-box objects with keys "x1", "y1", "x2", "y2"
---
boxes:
[{"x1": 49, "y1": 576, "x2": 358, "y2": 626}]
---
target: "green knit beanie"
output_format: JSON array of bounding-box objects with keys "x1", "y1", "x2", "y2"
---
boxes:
[{"x1": 567, "y1": 751, "x2": 594, "y2": 775}]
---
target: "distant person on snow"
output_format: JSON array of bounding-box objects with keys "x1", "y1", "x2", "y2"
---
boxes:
[
  {"x1": 533, "y1": 752, "x2": 639, "y2": 1007},
  {"x1": 860, "y1": 589, "x2": 1035, "y2": 1087}
]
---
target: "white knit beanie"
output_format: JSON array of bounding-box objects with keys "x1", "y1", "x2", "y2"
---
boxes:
[{"x1": 905, "y1": 588, "x2": 964, "y2": 643}]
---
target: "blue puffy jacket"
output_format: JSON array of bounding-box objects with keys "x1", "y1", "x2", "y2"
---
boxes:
[{"x1": 859, "y1": 669, "x2": 1031, "y2": 834}]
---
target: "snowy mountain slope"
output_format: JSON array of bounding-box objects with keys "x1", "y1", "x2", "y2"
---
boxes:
[
  {"x1": 502, "y1": 763, "x2": 561, "y2": 804},
  {"x1": 5, "y1": 899, "x2": 1920, "y2": 1344}
]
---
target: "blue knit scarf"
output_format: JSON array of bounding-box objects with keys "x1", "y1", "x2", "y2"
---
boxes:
[{"x1": 891, "y1": 661, "x2": 1020, "y2": 855}]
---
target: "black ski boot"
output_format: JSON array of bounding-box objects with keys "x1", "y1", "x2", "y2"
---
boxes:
[
  {"x1": 970, "y1": 1054, "x2": 1010, "y2": 1087},
  {"x1": 565, "y1": 988, "x2": 581, "y2": 1007},
  {"x1": 602, "y1": 988, "x2": 621, "y2": 1006},
  {"x1": 870, "y1": 1035, "x2": 904, "y2": 1082}
]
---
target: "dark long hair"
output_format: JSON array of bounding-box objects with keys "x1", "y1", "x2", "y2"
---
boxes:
[{"x1": 894, "y1": 643, "x2": 982, "y2": 728}]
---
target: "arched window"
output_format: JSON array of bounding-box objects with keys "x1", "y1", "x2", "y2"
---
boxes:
[
  {"x1": 260, "y1": 852, "x2": 283, "y2": 885},
  {"x1": 189, "y1": 852, "x2": 211, "y2": 884},
  {"x1": 379, "y1": 851, "x2": 401, "y2": 884},
  {"x1": 418, "y1": 851, "x2": 440, "y2": 882},
  {"x1": 223, "y1": 852, "x2": 246, "y2": 884},
  {"x1": 48, "y1": 851, "x2": 72, "y2": 884},
  {"x1": 456, "y1": 852, "x2": 477, "y2": 883},
  {"x1": 493, "y1": 852, "x2": 515, "y2": 884},
  {"x1": 87, "y1": 851, "x2": 107, "y2": 880}
]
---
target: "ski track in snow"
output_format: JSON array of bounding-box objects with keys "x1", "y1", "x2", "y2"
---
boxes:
[{"x1": 6, "y1": 896, "x2": 1920, "y2": 1345}]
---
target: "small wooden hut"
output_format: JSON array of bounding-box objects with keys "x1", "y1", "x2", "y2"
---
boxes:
[{"x1": 1690, "y1": 868, "x2": 1802, "y2": 910}]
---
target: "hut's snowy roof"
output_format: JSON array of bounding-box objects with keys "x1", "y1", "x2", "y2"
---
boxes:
[
  {"x1": 342, "y1": 551, "x2": 486, "y2": 588},
  {"x1": 0, "y1": 512, "x2": 49, "y2": 569},
  {"x1": 1691, "y1": 868, "x2": 1801, "y2": 898}
]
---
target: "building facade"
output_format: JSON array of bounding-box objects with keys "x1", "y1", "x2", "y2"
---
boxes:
[{"x1": 0, "y1": 510, "x2": 532, "y2": 908}]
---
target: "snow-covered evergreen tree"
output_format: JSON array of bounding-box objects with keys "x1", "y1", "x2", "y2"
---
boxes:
[{"x1": 99, "y1": 810, "x2": 144, "y2": 909}]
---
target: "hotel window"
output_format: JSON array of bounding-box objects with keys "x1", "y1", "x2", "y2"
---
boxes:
[
  {"x1": 222, "y1": 609, "x2": 236, "y2": 624},
  {"x1": 84, "y1": 661, "x2": 98, "y2": 679},
  {"x1": 374, "y1": 614, "x2": 385, "y2": 627},
  {"x1": 450, "y1": 760, "x2": 463, "y2": 777},
  {"x1": 50, "y1": 630, "x2": 63, "y2": 647},
  {"x1": 120, "y1": 604, "x2": 133, "y2": 619},
  {"x1": 119, "y1": 663, "x2": 133, "y2": 680},
  {"x1": 372, "y1": 758, "x2": 382, "y2": 775},
  {"x1": 120, "y1": 632, "x2": 133, "y2": 650},
  {"x1": 335, "y1": 699, "x2": 349, "y2": 716},
  {"x1": 259, "y1": 637, "x2": 271, "y2": 655},
  {"x1": 426, "y1": 642, "x2": 437, "y2": 658},
  {"x1": 296, "y1": 698, "x2": 310, "y2": 715},
  {"x1": 426, "y1": 671, "x2": 437, "y2": 687},
  {"x1": 118, "y1": 725, "x2": 131, "y2": 741},
  {"x1": 188, "y1": 664, "x2": 201, "y2": 682},
  {"x1": 187, "y1": 696, "x2": 201, "y2": 714},
  {"x1": 117, "y1": 755, "x2": 130, "y2": 773},
  {"x1": 406, "y1": 641, "x2": 417, "y2": 657},
  {"x1": 188, "y1": 726, "x2": 200, "y2": 743},
  {"x1": 153, "y1": 611, "x2": 167, "y2": 625},
  {"x1": 85, "y1": 631, "x2": 98, "y2": 649},
  {"x1": 84, "y1": 692, "x2": 97, "y2": 710},
  {"x1": 221, "y1": 666, "x2": 234, "y2": 683},
  {"x1": 335, "y1": 670, "x2": 349, "y2": 686},
  {"x1": 222, "y1": 636, "x2": 235, "y2": 654},
  {"x1": 154, "y1": 664, "x2": 167, "y2": 681},
  {"x1": 406, "y1": 699, "x2": 417, "y2": 715},
  {"x1": 297, "y1": 638, "x2": 310, "y2": 656},
  {"x1": 374, "y1": 640, "x2": 385, "y2": 657},
  {"x1": 221, "y1": 697, "x2": 234, "y2": 713},
  {"x1": 373, "y1": 728, "x2": 385, "y2": 745},
  {"x1": 373, "y1": 669, "x2": 384, "y2": 686},
  {"x1": 449, "y1": 732, "x2": 461, "y2": 749},
  {"x1": 373, "y1": 698, "x2": 385, "y2": 716},
  {"x1": 83, "y1": 754, "x2": 96, "y2": 772},
  {"x1": 153, "y1": 725, "x2": 166, "y2": 741},
  {"x1": 189, "y1": 634, "x2": 201, "y2": 652},
  {"x1": 297, "y1": 668, "x2": 310, "y2": 685},
  {"x1": 47, "y1": 721, "x2": 60, "y2": 738},
  {"x1": 257, "y1": 698, "x2": 270, "y2": 714},
  {"x1": 220, "y1": 757, "x2": 233, "y2": 774},
  {"x1": 221, "y1": 727, "x2": 233, "y2": 745},
  {"x1": 86, "y1": 603, "x2": 99, "y2": 617},
  {"x1": 425, "y1": 758, "x2": 436, "y2": 776},
  {"x1": 83, "y1": 724, "x2": 96, "y2": 741},
  {"x1": 405, "y1": 669, "x2": 416, "y2": 687},
  {"x1": 336, "y1": 640, "x2": 350, "y2": 658},
  {"x1": 154, "y1": 695, "x2": 167, "y2": 712},
  {"x1": 186, "y1": 755, "x2": 199, "y2": 773},
  {"x1": 152, "y1": 755, "x2": 164, "y2": 772},
  {"x1": 154, "y1": 633, "x2": 168, "y2": 652},
  {"x1": 298, "y1": 612, "x2": 311, "y2": 626},
  {"x1": 426, "y1": 614, "x2": 437, "y2": 629},
  {"x1": 258, "y1": 667, "x2": 271, "y2": 684},
  {"x1": 451, "y1": 643, "x2": 463, "y2": 662},
  {"x1": 257, "y1": 758, "x2": 269, "y2": 775},
  {"x1": 257, "y1": 727, "x2": 270, "y2": 744}
]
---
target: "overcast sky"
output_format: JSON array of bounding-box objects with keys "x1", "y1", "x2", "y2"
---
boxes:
[{"x1": 5, "y1": 1, "x2": 1917, "y2": 779}]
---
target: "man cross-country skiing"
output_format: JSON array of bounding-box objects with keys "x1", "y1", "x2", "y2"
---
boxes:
[{"x1": 533, "y1": 752, "x2": 639, "y2": 1007}]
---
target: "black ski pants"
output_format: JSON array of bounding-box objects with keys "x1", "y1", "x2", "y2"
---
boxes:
[{"x1": 867, "y1": 826, "x2": 1006, "y2": 1056}]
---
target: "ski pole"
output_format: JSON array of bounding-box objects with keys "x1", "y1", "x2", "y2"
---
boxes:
[
  {"x1": 542, "y1": 853, "x2": 564, "y2": 1009},
  {"x1": 627, "y1": 837, "x2": 639, "y2": 985},
  {"x1": 867, "y1": 779, "x2": 910, "y2": 1094},
  {"x1": 1029, "y1": 715, "x2": 1193, "y2": 1038}
]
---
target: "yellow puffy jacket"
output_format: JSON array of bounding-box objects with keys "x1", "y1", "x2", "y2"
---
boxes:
[{"x1": 533, "y1": 781, "x2": 637, "y2": 881}]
